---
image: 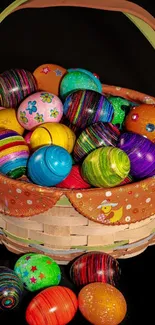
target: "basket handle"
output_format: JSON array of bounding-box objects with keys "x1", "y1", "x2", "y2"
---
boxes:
[{"x1": 0, "y1": 0, "x2": 155, "y2": 48}]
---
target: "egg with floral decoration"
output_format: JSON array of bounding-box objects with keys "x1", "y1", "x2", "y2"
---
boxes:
[
  {"x1": 73, "y1": 122, "x2": 120, "y2": 163},
  {"x1": 17, "y1": 92, "x2": 63, "y2": 130},
  {"x1": 29, "y1": 122, "x2": 76, "y2": 153},
  {"x1": 0, "y1": 129, "x2": 30, "y2": 179},
  {"x1": 118, "y1": 131, "x2": 155, "y2": 179},
  {"x1": 125, "y1": 104, "x2": 155, "y2": 142},
  {"x1": 60, "y1": 68, "x2": 102, "y2": 99},
  {"x1": 56, "y1": 165, "x2": 91, "y2": 189},
  {"x1": 63, "y1": 90, "x2": 114, "y2": 130},
  {"x1": 108, "y1": 96, "x2": 136, "y2": 129}
]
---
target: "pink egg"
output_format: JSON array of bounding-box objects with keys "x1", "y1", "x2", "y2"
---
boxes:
[{"x1": 17, "y1": 92, "x2": 63, "y2": 130}]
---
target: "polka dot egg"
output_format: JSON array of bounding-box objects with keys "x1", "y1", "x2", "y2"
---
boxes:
[{"x1": 17, "y1": 92, "x2": 63, "y2": 130}]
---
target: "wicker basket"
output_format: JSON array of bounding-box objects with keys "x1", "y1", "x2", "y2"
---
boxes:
[{"x1": 0, "y1": 0, "x2": 155, "y2": 264}]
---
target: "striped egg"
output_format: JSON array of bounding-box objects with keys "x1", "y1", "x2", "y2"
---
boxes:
[
  {"x1": 81, "y1": 146, "x2": 130, "y2": 187},
  {"x1": 73, "y1": 122, "x2": 120, "y2": 163},
  {"x1": 0, "y1": 266, "x2": 23, "y2": 311},
  {"x1": 63, "y1": 90, "x2": 114, "y2": 130},
  {"x1": 0, "y1": 129, "x2": 30, "y2": 179},
  {"x1": 26, "y1": 286, "x2": 78, "y2": 325}
]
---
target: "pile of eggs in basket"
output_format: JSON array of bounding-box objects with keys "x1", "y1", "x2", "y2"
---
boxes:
[{"x1": 0, "y1": 64, "x2": 155, "y2": 188}]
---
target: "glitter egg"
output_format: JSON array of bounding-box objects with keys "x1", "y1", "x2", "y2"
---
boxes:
[
  {"x1": 60, "y1": 68, "x2": 102, "y2": 99},
  {"x1": 26, "y1": 286, "x2": 78, "y2": 325},
  {"x1": 73, "y1": 122, "x2": 120, "y2": 163},
  {"x1": 125, "y1": 104, "x2": 155, "y2": 142},
  {"x1": 0, "y1": 69, "x2": 37, "y2": 108},
  {"x1": 56, "y1": 165, "x2": 91, "y2": 189},
  {"x1": 78, "y1": 282, "x2": 127, "y2": 325},
  {"x1": 0, "y1": 129, "x2": 30, "y2": 178},
  {"x1": 63, "y1": 90, "x2": 114, "y2": 130},
  {"x1": 33, "y1": 63, "x2": 67, "y2": 96},
  {"x1": 70, "y1": 252, "x2": 121, "y2": 287},
  {"x1": 14, "y1": 253, "x2": 61, "y2": 292},
  {"x1": 27, "y1": 145, "x2": 72, "y2": 186},
  {"x1": 0, "y1": 108, "x2": 24, "y2": 135},
  {"x1": 108, "y1": 96, "x2": 135, "y2": 129},
  {"x1": 0, "y1": 266, "x2": 23, "y2": 311},
  {"x1": 17, "y1": 91, "x2": 63, "y2": 130},
  {"x1": 29, "y1": 122, "x2": 76, "y2": 153},
  {"x1": 81, "y1": 146, "x2": 130, "y2": 187},
  {"x1": 118, "y1": 132, "x2": 155, "y2": 179}
]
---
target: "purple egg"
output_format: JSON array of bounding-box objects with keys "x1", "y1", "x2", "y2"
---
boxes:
[{"x1": 118, "y1": 132, "x2": 155, "y2": 179}]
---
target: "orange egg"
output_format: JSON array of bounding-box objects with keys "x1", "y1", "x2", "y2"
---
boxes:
[
  {"x1": 33, "y1": 64, "x2": 67, "y2": 96},
  {"x1": 125, "y1": 104, "x2": 155, "y2": 142},
  {"x1": 78, "y1": 282, "x2": 127, "y2": 325}
]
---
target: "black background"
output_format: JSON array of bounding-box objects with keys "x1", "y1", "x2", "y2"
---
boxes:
[{"x1": 0, "y1": 1, "x2": 155, "y2": 324}]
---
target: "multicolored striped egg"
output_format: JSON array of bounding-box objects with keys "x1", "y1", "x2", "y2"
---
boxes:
[
  {"x1": 63, "y1": 90, "x2": 114, "y2": 130},
  {"x1": 81, "y1": 146, "x2": 130, "y2": 187},
  {"x1": 29, "y1": 122, "x2": 76, "y2": 153},
  {"x1": 17, "y1": 92, "x2": 63, "y2": 130},
  {"x1": 0, "y1": 266, "x2": 23, "y2": 311},
  {"x1": 0, "y1": 69, "x2": 37, "y2": 108},
  {"x1": 70, "y1": 252, "x2": 121, "y2": 287},
  {"x1": 73, "y1": 122, "x2": 120, "y2": 163},
  {"x1": 0, "y1": 129, "x2": 30, "y2": 178},
  {"x1": 26, "y1": 286, "x2": 78, "y2": 325}
]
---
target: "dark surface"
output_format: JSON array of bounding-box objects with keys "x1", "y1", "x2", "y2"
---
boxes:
[{"x1": 0, "y1": 1, "x2": 155, "y2": 324}]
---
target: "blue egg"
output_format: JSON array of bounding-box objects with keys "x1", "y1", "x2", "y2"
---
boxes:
[{"x1": 27, "y1": 145, "x2": 72, "y2": 186}]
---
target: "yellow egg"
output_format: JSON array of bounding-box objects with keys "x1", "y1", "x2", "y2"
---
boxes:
[
  {"x1": 30, "y1": 122, "x2": 76, "y2": 153},
  {"x1": 0, "y1": 108, "x2": 24, "y2": 135}
]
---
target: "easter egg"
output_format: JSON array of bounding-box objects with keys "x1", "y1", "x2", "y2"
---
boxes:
[
  {"x1": 14, "y1": 253, "x2": 61, "y2": 292},
  {"x1": 0, "y1": 129, "x2": 30, "y2": 178},
  {"x1": 27, "y1": 145, "x2": 72, "y2": 186},
  {"x1": 82, "y1": 146, "x2": 130, "y2": 187},
  {"x1": 26, "y1": 286, "x2": 78, "y2": 325},
  {"x1": 24, "y1": 131, "x2": 33, "y2": 148},
  {"x1": 118, "y1": 132, "x2": 155, "y2": 179},
  {"x1": 29, "y1": 122, "x2": 76, "y2": 153},
  {"x1": 33, "y1": 63, "x2": 67, "y2": 96},
  {"x1": 0, "y1": 266, "x2": 23, "y2": 310},
  {"x1": 17, "y1": 91, "x2": 63, "y2": 130},
  {"x1": 70, "y1": 252, "x2": 121, "y2": 287},
  {"x1": 73, "y1": 122, "x2": 120, "y2": 163},
  {"x1": 56, "y1": 165, "x2": 91, "y2": 189},
  {"x1": 119, "y1": 174, "x2": 133, "y2": 185},
  {"x1": 0, "y1": 69, "x2": 37, "y2": 108},
  {"x1": 0, "y1": 108, "x2": 24, "y2": 135},
  {"x1": 125, "y1": 104, "x2": 155, "y2": 142},
  {"x1": 108, "y1": 96, "x2": 134, "y2": 129},
  {"x1": 78, "y1": 282, "x2": 127, "y2": 325},
  {"x1": 63, "y1": 90, "x2": 114, "y2": 130},
  {"x1": 60, "y1": 69, "x2": 102, "y2": 99}
]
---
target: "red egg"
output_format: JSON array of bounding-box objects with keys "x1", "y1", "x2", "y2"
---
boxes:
[
  {"x1": 26, "y1": 286, "x2": 78, "y2": 325},
  {"x1": 56, "y1": 165, "x2": 91, "y2": 189}
]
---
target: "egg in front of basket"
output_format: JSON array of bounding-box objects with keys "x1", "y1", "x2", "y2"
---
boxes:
[{"x1": 0, "y1": 129, "x2": 30, "y2": 179}]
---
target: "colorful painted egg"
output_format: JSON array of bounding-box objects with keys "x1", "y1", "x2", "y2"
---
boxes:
[
  {"x1": 24, "y1": 131, "x2": 33, "y2": 148},
  {"x1": 119, "y1": 173, "x2": 133, "y2": 185},
  {"x1": 60, "y1": 68, "x2": 102, "y2": 99},
  {"x1": 27, "y1": 145, "x2": 72, "y2": 186},
  {"x1": 0, "y1": 266, "x2": 23, "y2": 311},
  {"x1": 63, "y1": 90, "x2": 114, "y2": 130},
  {"x1": 26, "y1": 286, "x2": 78, "y2": 325},
  {"x1": 70, "y1": 252, "x2": 121, "y2": 287},
  {"x1": 56, "y1": 165, "x2": 91, "y2": 189},
  {"x1": 17, "y1": 91, "x2": 63, "y2": 130},
  {"x1": 108, "y1": 96, "x2": 135, "y2": 129},
  {"x1": 78, "y1": 282, "x2": 127, "y2": 325},
  {"x1": 0, "y1": 108, "x2": 24, "y2": 135},
  {"x1": 125, "y1": 104, "x2": 155, "y2": 142},
  {"x1": 33, "y1": 63, "x2": 67, "y2": 96},
  {"x1": 14, "y1": 253, "x2": 61, "y2": 292},
  {"x1": 118, "y1": 132, "x2": 155, "y2": 179},
  {"x1": 0, "y1": 69, "x2": 37, "y2": 108},
  {"x1": 82, "y1": 146, "x2": 130, "y2": 187},
  {"x1": 0, "y1": 129, "x2": 30, "y2": 178},
  {"x1": 29, "y1": 122, "x2": 76, "y2": 153},
  {"x1": 73, "y1": 122, "x2": 120, "y2": 163}
]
